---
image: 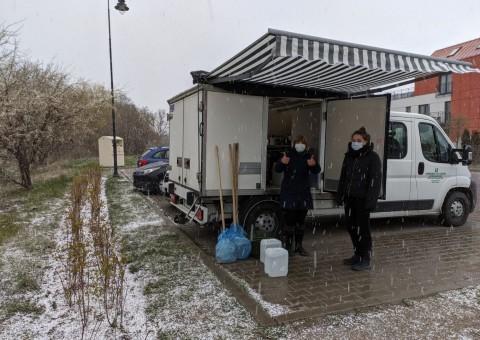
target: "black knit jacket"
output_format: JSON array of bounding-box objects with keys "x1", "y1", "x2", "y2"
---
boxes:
[
  {"x1": 274, "y1": 148, "x2": 321, "y2": 210},
  {"x1": 336, "y1": 142, "x2": 382, "y2": 211}
]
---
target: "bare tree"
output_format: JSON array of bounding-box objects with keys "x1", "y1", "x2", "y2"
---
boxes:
[
  {"x1": 0, "y1": 23, "x2": 20, "y2": 64},
  {"x1": 0, "y1": 24, "x2": 168, "y2": 181},
  {"x1": 0, "y1": 57, "x2": 109, "y2": 189},
  {"x1": 154, "y1": 108, "x2": 169, "y2": 146},
  {"x1": 110, "y1": 94, "x2": 169, "y2": 155},
  {"x1": 445, "y1": 114, "x2": 469, "y2": 147}
]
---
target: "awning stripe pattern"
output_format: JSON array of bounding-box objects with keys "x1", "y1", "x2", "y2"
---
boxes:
[{"x1": 205, "y1": 30, "x2": 480, "y2": 94}]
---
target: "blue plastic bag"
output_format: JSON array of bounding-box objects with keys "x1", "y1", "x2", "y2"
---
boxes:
[
  {"x1": 215, "y1": 228, "x2": 237, "y2": 263},
  {"x1": 229, "y1": 223, "x2": 252, "y2": 260}
]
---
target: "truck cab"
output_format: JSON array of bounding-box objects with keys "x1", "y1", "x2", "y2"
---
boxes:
[{"x1": 379, "y1": 111, "x2": 475, "y2": 226}]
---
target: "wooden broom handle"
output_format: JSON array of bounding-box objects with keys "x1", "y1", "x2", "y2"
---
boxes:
[{"x1": 215, "y1": 146, "x2": 225, "y2": 230}]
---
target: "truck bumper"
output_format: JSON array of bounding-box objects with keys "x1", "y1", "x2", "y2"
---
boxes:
[{"x1": 169, "y1": 200, "x2": 209, "y2": 224}]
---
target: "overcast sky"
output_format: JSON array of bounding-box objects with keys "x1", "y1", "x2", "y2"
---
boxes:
[{"x1": 1, "y1": 0, "x2": 479, "y2": 112}]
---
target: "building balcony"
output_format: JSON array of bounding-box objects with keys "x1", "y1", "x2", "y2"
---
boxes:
[
  {"x1": 430, "y1": 111, "x2": 450, "y2": 124},
  {"x1": 391, "y1": 87, "x2": 415, "y2": 100},
  {"x1": 436, "y1": 81, "x2": 452, "y2": 96}
]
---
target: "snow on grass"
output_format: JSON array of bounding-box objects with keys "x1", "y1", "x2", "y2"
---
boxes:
[
  {"x1": 0, "y1": 175, "x2": 155, "y2": 339},
  {"x1": 290, "y1": 287, "x2": 480, "y2": 339},
  {"x1": 108, "y1": 175, "x2": 263, "y2": 339},
  {"x1": 2, "y1": 170, "x2": 480, "y2": 339}
]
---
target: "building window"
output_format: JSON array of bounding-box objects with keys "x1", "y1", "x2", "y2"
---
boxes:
[
  {"x1": 444, "y1": 101, "x2": 451, "y2": 122},
  {"x1": 419, "y1": 104, "x2": 430, "y2": 115},
  {"x1": 405, "y1": 106, "x2": 411, "y2": 113},
  {"x1": 437, "y1": 73, "x2": 452, "y2": 94},
  {"x1": 447, "y1": 47, "x2": 461, "y2": 57}
]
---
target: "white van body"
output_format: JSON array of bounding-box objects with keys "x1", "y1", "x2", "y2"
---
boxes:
[{"x1": 166, "y1": 85, "x2": 476, "y2": 235}]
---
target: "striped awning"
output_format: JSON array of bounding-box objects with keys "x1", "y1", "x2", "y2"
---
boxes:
[{"x1": 201, "y1": 29, "x2": 480, "y2": 95}]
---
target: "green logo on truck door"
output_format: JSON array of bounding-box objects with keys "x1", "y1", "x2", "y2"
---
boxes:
[{"x1": 425, "y1": 168, "x2": 446, "y2": 183}]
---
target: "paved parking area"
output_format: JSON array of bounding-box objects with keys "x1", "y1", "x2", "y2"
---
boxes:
[
  {"x1": 176, "y1": 174, "x2": 480, "y2": 323},
  {"x1": 179, "y1": 214, "x2": 480, "y2": 322},
  {"x1": 125, "y1": 168, "x2": 480, "y2": 323}
]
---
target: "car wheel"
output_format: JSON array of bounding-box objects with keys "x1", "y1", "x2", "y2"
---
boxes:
[
  {"x1": 239, "y1": 198, "x2": 282, "y2": 240},
  {"x1": 442, "y1": 191, "x2": 469, "y2": 227}
]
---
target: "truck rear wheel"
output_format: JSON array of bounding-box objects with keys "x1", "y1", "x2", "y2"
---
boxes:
[
  {"x1": 239, "y1": 198, "x2": 282, "y2": 240},
  {"x1": 442, "y1": 191, "x2": 469, "y2": 227}
]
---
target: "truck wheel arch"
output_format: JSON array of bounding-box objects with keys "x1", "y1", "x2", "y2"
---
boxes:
[{"x1": 238, "y1": 196, "x2": 283, "y2": 240}]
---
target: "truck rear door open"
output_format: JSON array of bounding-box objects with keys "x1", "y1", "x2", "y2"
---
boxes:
[
  {"x1": 323, "y1": 96, "x2": 389, "y2": 198},
  {"x1": 204, "y1": 91, "x2": 266, "y2": 195}
]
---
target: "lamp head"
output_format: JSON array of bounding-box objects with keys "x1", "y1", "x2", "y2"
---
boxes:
[{"x1": 115, "y1": 0, "x2": 129, "y2": 14}]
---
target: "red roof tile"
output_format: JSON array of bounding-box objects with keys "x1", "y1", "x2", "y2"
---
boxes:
[{"x1": 432, "y1": 37, "x2": 480, "y2": 61}]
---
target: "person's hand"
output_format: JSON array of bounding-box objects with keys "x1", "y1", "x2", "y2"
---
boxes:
[
  {"x1": 281, "y1": 152, "x2": 290, "y2": 164},
  {"x1": 307, "y1": 154, "x2": 316, "y2": 166}
]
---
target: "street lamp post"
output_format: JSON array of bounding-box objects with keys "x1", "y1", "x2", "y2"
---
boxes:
[{"x1": 107, "y1": 0, "x2": 129, "y2": 177}]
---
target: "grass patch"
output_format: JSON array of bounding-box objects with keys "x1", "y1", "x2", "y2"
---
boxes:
[
  {"x1": 105, "y1": 176, "x2": 147, "y2": 227},
  {"x1": 2, "y1": 258, "x2": 42, "y2": 294},
  {"x1": 253, "y1": 325, "x2": 288, "y2": 339},
  {"x1": 0, "y1": 175, "x2": 70, "y2": 248},
  {"x1": 21, "y1": 233, "x2": 57, "y2": 254},
  {"x1": 0, "y1": 158, "x2": 100, "y2": 247},
  {"x1": 122, "y1": 231, "x2": 187, "y2": 274},
  {"x1": 124, "y1": 155, "x2": 137, "y2": 167},
  {"x1": 60, "y1": 158, "x2": 99, "y2": 171},
  {"x1": 156, "y1": 330, "x2": 193, "y2": 340},
  {"x1": 13, "y1": 271, "x2": 40, "y2": 293},
  {"x1": 26, "y1": 174, "x2": 71, "y2": 203},
  {"x1": 1, "y1": 298, "x2": 45, "y2": 320},
  {"x1": 0, "y1": 212, "x2": 21, "y2": 247}
]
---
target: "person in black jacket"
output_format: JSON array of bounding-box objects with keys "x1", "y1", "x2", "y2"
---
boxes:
[
  {"x1": 274, "y1": 135, "x2": 321, "y2": 256},
  {"x1": 336, "y1": 127, "x2": 382, "y2": 271}
]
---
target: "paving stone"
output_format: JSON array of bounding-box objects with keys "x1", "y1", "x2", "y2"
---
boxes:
[{"x1": 174, "y1": 174, "x2": 480, "y2": 322}]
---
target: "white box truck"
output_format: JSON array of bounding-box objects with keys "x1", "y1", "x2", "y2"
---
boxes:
[{"x1": 166, "y1": 29, "x2": 479, "y2": 240}]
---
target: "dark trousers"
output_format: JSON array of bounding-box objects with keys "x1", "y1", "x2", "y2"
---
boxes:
[
  {"x1": 283, "y1": 210, "x2": 308, "y2": 249},
  {"x1": 344, "y1": 197, "x2": 372, "y2": 259}
]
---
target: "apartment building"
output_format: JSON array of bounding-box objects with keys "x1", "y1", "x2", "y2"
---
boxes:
[{"x1": 390, "y1": 37, "x2": 480, "y2": 130}]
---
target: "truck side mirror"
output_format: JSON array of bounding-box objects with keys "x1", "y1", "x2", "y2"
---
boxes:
[
  {"x1": 462, "y1": 145, "x2": 473, "y2": 165},
  {"x1": 448, "y1": 144, "x2": 459, "y2": 164},
  {"x1": 448, "y1": 145, "x2": 473, "y2": 165}
]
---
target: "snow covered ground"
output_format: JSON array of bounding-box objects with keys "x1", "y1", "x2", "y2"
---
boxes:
[{"x1": 1, "y1": 174, "x2": 480, "y2": 339}]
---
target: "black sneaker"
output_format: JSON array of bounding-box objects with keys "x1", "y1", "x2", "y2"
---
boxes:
[
  {"x1": 351, "y1": 259, "x2": 371, "y2": 271},
  {"x1": 295, "y1": 246, "x2": 309, "y2": 257},
  {"x1": 343, "y1": 255, "x2": 360, "y2": 265}
]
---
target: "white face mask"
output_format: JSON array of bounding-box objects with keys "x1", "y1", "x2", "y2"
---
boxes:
[
  {"x1": 295, "y1": 143, "x2": 306, "y2": 153},
  {"x1": 351, "y1": 142, "x2": 364, "y2": 151}
]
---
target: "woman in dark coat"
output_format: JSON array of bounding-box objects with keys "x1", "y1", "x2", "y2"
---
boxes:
[
  {"x1": 336, "y1": 127, "x2": 382, "y2": 271},
  {"x1": 274, "y1": 135, "x2": 321, "y2": 256}
]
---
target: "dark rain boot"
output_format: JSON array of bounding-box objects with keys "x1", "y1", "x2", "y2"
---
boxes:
[
  {"x1": 283, "y1": 224, "x2": 295, "y2": 257},
  {"x1": 284, "y1": 233, "x2": 294, "y2": 257},
  {"x1": 294, "y1": 230, "x2": 309, "y2": 256}
]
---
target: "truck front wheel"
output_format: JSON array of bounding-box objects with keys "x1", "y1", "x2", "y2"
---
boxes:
[
  {"x1": 442, "y1": 191, "x2": 470, "y2": 227},
  {"x1": 239, "y1": 198, "x2": 283, "y2": 240}
]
